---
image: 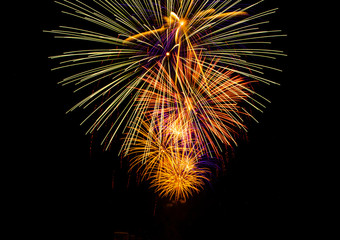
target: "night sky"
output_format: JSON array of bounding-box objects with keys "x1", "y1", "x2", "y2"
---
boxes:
[{"x1": 15, "y1": 1, "x2": 316, "y2": 239}]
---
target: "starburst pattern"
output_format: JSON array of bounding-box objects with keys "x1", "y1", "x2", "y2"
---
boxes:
[{"x1": 47, "y1": 0, "x2": 286, "y2": 201}]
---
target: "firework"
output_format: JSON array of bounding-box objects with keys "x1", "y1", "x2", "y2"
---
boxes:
[
  {"x1": 125, "y1": 55, "x2": 254, "y2": 157},
  {"x1": 124, "y1": 118, "x2": 210, "y2": 202},
  {"x1": 150, "y1": 150, "x2": 210, "y2": 202},
  {"x1": 47, "y1": 0, "x2": 286, "y2": 201}
]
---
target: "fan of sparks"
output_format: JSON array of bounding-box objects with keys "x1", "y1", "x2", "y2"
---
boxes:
[{"x1": 47, "y1": 0, "x2": 286, "y2": 202}]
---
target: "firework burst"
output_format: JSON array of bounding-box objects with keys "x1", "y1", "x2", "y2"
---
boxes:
[
  {"x1": 127, "y1": 56, "x2": 254, "y2": 157},
  {"x1": 150, "y1": 150, "x2": 210, "y2": 202},
  {"x1": 124, "y1": 118, "x2": 211, "y2": 201},
  {"x1": 47, "y1": 0, "x2": 286, "y2": 201}
]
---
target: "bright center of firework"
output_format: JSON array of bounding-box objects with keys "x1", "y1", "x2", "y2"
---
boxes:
[
  {"x1": 166, "y1": 52, "x2": 170, "y2": 57},
  {"x1": 170, "y1": 125, "x2": 183, "y2": 136},
  {"x1": 179, "y1": 20, "x2": 185, "y2": 26}
]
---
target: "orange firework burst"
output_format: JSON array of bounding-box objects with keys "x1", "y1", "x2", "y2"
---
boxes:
[
  {"x1": 128, "y1": 56, "x2": 256, "y2": 157},
  {"x1": 124, "y1": 118, "x2": 210, "y2": 201},
  {"x1": 150, "y1": 150, "x2": 210, "y2": 202}
]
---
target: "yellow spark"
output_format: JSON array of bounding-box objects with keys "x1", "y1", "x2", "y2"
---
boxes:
[
  {"x1": 202, "y1": 11, "x2": 248, "y2": 20},
  {"x1": 124, "y1": 26, "x2": 166, "y2": 42},
  {"x1": 170, "y1": 11, "x2": 180, "y2": 21}
]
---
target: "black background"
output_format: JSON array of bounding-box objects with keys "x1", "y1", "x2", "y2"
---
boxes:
[{"x1": 12, "y1": 0, "x2": 320, "y2": 239}]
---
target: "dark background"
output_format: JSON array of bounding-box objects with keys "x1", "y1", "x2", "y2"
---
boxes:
[{"x1": 12, "y1": 0, "x2": 319, "y2": 239}]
